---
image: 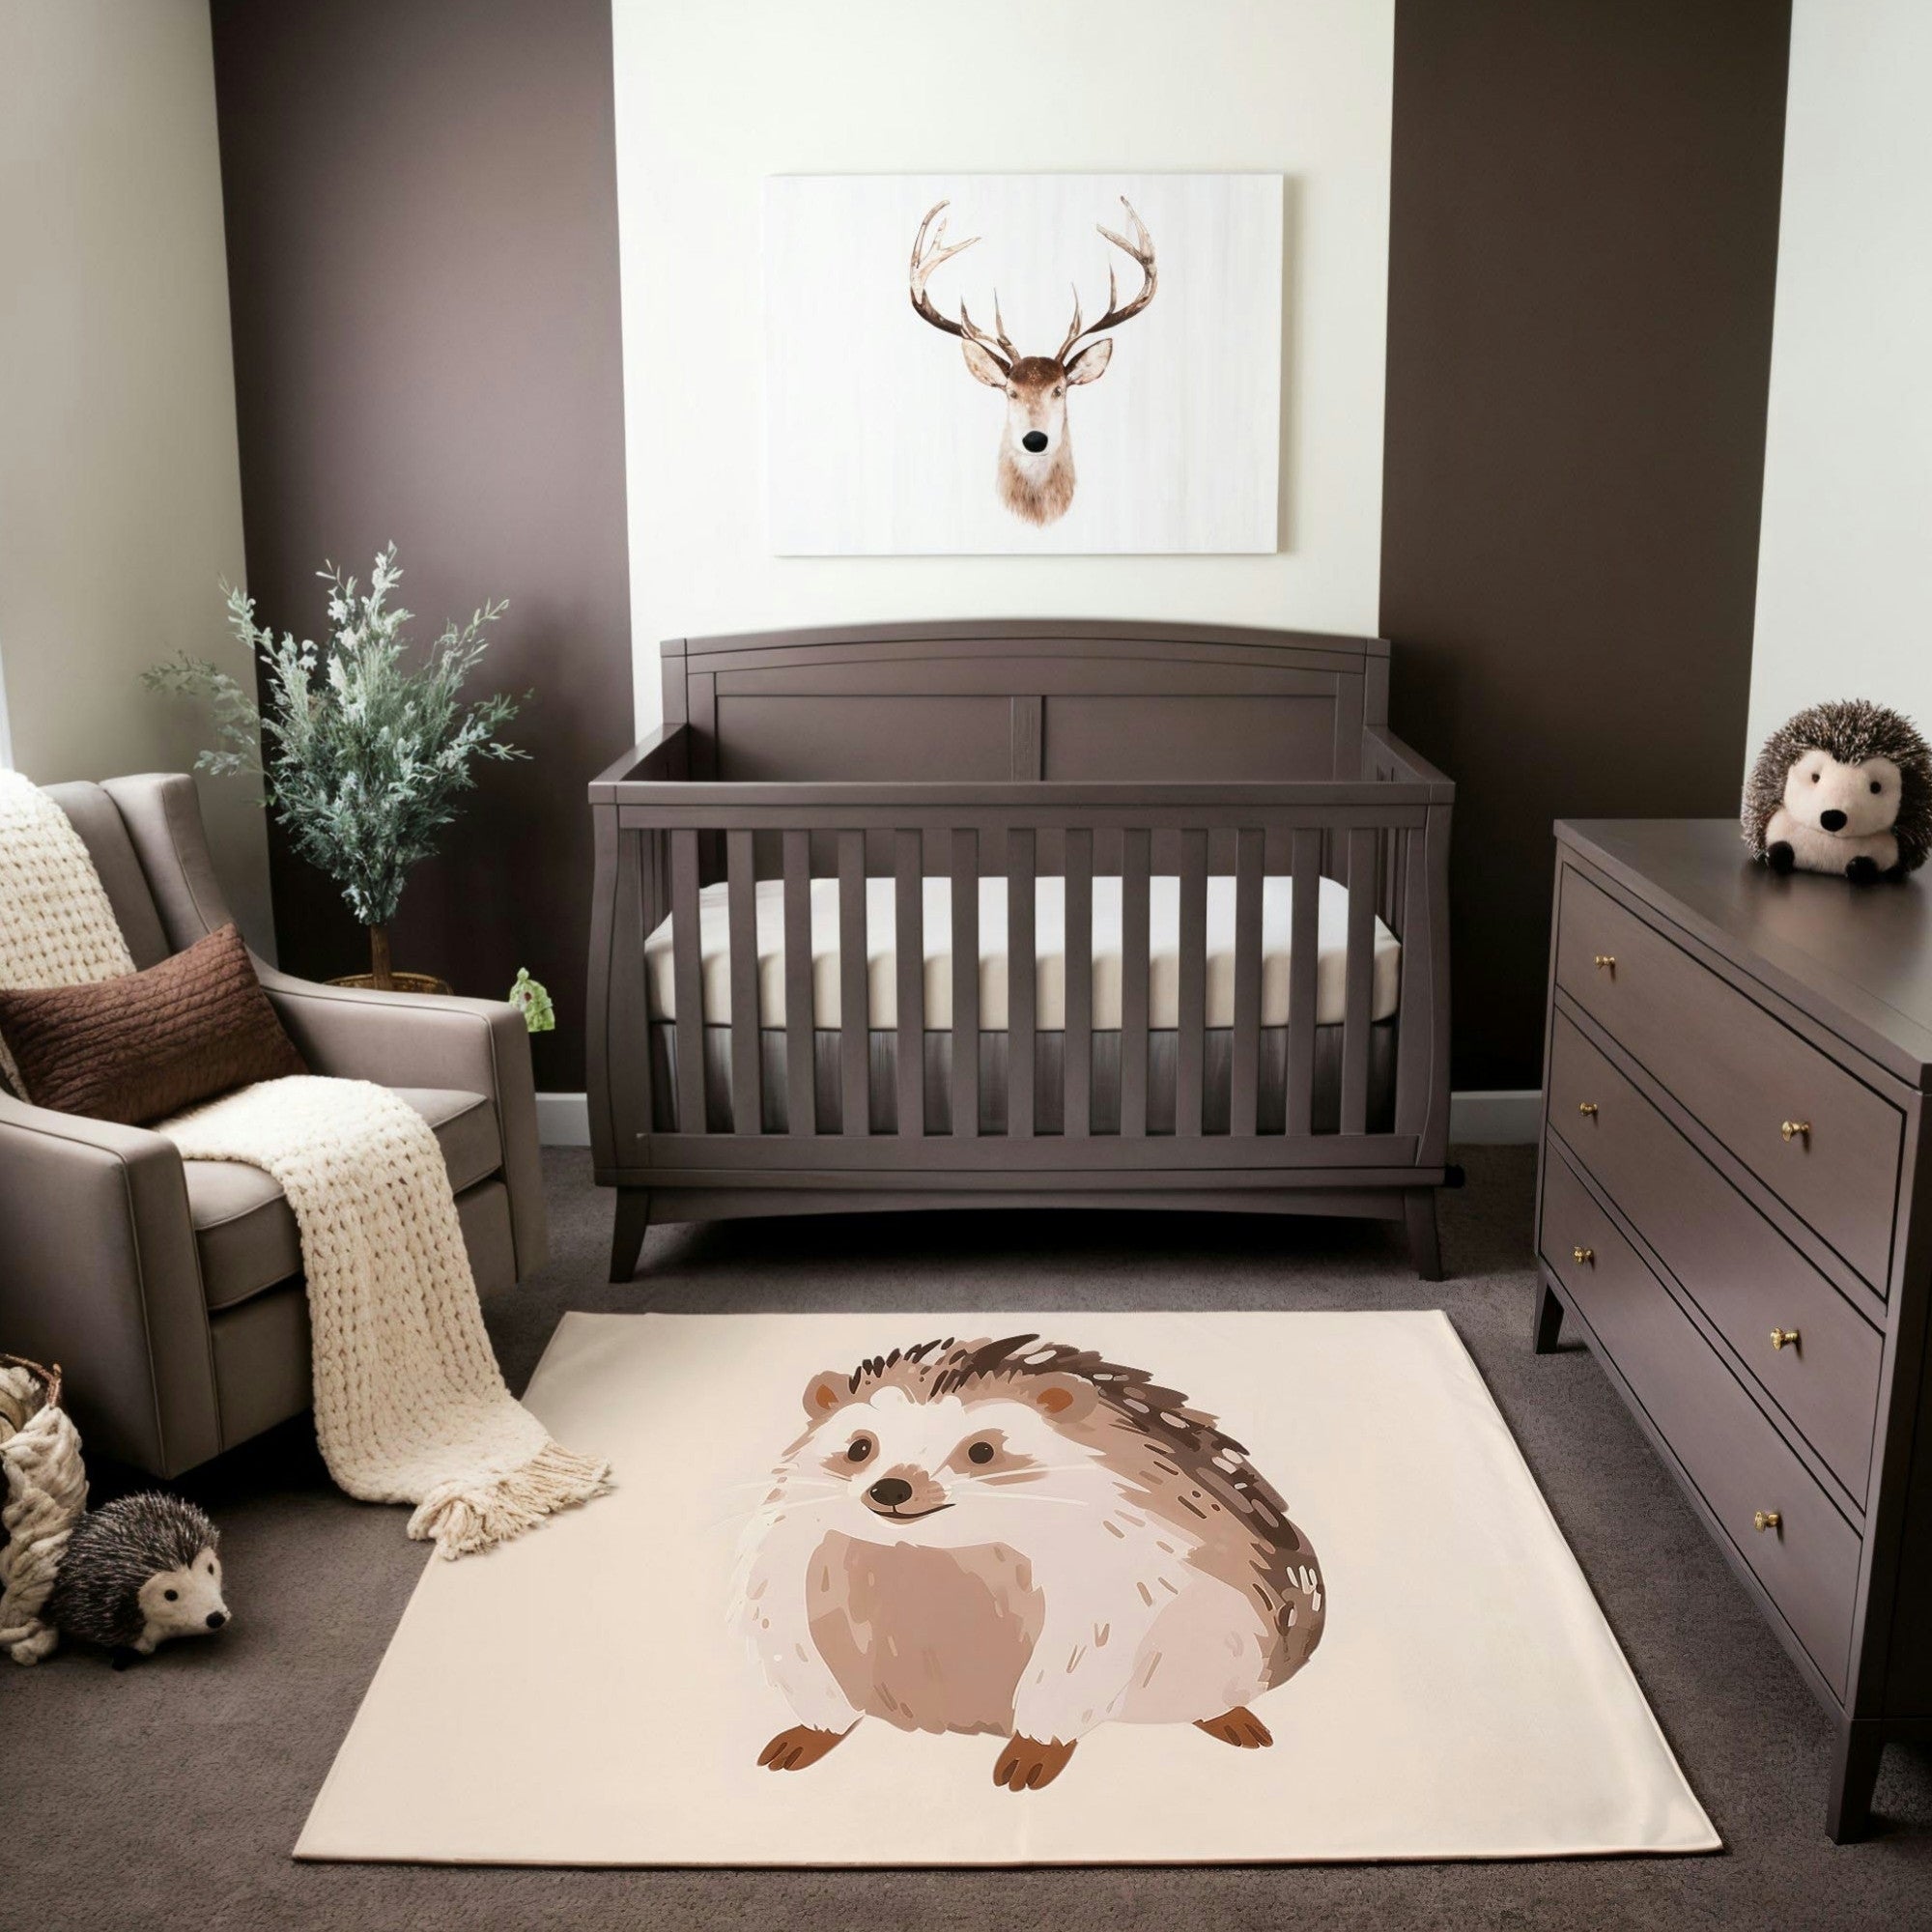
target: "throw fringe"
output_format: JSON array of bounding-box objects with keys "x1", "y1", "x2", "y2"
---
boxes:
[
  {"x1": 161, "y1": 1074, "x2": 615, "y2": 1561},
  {"x1": 408, "y1": 1440, "x2": 615, "y2": 1560}
]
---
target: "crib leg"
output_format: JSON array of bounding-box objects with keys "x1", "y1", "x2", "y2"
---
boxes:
[
  {"x1": 1404, "y1": 1188, "x2": 1442, "y2": 1282},
  {"x1": 610, "y1": 1189, "x2": 652, "y2": 1284}
]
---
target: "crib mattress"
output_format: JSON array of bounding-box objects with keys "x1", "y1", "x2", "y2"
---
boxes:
[{"x1": 642, "y1": 875, "x2": 1401, "y2": 1032}]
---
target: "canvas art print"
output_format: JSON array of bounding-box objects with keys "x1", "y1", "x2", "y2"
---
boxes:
[
  {"x1": 732, "y1": 1334, "x2": 1322, "y2": 1791},
  {"x1": 764, "y1": 174, "x2": 1284, "y2": 554}
]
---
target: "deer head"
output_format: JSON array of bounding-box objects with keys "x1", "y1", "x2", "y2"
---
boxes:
[{"x1": 909, "y1": 198, "x2": 1157, "y2": 527}]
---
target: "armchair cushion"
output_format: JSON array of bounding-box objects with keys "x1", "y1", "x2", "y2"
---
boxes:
[
  {"x1": 188, "y1": 1087, "x2": 502, "y2": 1312},
  {"x1": 0, "y1": 923, "x2": 305, "y2": 1124},
  {"x1": 39, "y1": 781, "x2": 172, "y2": 969}
]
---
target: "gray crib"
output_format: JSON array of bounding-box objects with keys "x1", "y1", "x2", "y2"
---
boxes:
[{"x1": 587, "y1": 620, "x2": 1454, "y2": 1279}]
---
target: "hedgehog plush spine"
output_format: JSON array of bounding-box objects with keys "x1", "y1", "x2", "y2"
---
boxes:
[
  {"x1": 1743, "y1": 698, "x2": 1932, "y2": 882},
  {"x1": 46, "y1": 1492, "x2": 228, "y2": 1665}
]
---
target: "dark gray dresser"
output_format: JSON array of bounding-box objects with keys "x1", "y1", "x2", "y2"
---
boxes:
[{"x1": 1535, "y1": 819, "x2": 1932, "y2": 1840}]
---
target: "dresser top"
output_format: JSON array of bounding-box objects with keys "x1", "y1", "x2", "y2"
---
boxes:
[{"x1": 1557, "y1": 818, "x2": 1932, "y2": 1087}]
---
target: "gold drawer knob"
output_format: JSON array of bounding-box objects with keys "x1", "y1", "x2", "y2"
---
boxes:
[
  {"x1": 1753, "y1": 1510, "x2": 1782, "y2": 1534},
  {"x1": 1770, "y1": 1326, "x2": 1800, "y2": 1351},
  {"x1": 1780, "y1": 1120, "x2": 1812, "y2": 1143},
  {"x1": 1572, "y1": 1245, "x2": 1595, "y2": 1265},
  {"x1": 1593, "y1": 954, "x2": 1616, "y2": 975},
  {"x1": 1577, "y1": 1101, "x2": 1599, "y2": 1118}
]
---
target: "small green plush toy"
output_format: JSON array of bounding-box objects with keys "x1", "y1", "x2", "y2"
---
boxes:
[{"x1": 508, "y1": 968, "x2": 555, "y2": 1034}]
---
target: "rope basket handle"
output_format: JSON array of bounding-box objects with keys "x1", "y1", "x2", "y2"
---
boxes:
[{"x1": 0, "y1": 1352, "x2": 61, "y2": 1415}]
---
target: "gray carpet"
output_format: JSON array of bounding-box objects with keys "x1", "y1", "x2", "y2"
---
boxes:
[{"x1": 6, "y1": 1148, "x2": 1931, "y2": 1931}]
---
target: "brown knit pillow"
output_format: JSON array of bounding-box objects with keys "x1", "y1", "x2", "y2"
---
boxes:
[{"x1": 0, "y1": 923, "x2": 307, "y2": 1124}]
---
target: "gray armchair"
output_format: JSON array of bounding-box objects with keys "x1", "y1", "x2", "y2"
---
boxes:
[{"x1": 0, "y1": 774, "x2": 547, "y2": 1478}]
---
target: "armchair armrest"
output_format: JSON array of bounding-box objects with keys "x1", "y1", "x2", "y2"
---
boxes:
[
  {"x1": 0, "y1": 1092, "x2": 219, "y2": 1475},
  {"x1": 256, "y1": 967, "x2": 548, "y2": 1276}
]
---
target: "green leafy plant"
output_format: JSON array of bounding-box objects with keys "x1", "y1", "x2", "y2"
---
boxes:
[{"x1": 147, "y1": 544, "x2": 527, "y2": 988}]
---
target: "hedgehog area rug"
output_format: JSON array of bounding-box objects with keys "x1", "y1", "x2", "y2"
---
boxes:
[{"x1": 297, "y1": 1309, "x2": 1719, "y2": 1865}]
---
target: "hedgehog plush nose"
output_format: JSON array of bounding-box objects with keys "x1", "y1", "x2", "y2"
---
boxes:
[
  {"x1": 205, "y1": 1611, "x2": 227, "y2": 1630},
  {"x1": 1820, "y1": 809, "x2": 1848, "y2": 832},
  {"x1": 867, "y1": 1477, "x2": 914, "y2": 1509}
]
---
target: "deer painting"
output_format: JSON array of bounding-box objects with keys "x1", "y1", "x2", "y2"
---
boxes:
[{"x1": 909, "y1": 197, "x2": 1158, "y2": 527}]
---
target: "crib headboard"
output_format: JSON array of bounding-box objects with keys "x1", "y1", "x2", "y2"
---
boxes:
[{"x1": 662, "y1": 620, "x2": 1390, "y2": 786}]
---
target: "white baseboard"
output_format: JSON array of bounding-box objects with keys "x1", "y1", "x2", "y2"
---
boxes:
[
  {"x1": 536, "y1": 1092, "x2": 592, "y2": 1147},
  {"x1": 534, "y1": 1089, "x2": 1545, "y2": 1150}
]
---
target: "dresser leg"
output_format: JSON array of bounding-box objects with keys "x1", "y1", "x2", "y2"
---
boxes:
[
  {"x1": 1827, "y1": 1719, "x2": 1884, "y2": 1842},
  {"x1": 1533, "y1": 1277, "x2": 1565, "y2": 1353},
  {"x1": 1404, "y1": 1189, "x2": 1443, "y2": 1282},
  {"x1": 610, "y1": 1189, "x2": 652, "y2": 1284}
]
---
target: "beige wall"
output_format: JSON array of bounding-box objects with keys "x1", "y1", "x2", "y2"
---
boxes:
[
  {"x1": 611, "y1": 0, "x2": 1395, "y2": 734},
  {"x1": 1747, "y1": 0, "x2": 1932, "y2": 761},
  {"x1": 0, "y1": 0, "x2": 271, "y2": 951}
]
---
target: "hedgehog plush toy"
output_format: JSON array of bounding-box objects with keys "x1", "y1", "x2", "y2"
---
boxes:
[
  {"x1": 46, "y1": 1492, "x2": 229, "y2": 1669},
  {"x1": 1743, "y1": 699, "x2": 1932, "y2": 883}
]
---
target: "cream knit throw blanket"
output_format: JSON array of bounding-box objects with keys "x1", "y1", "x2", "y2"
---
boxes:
[{"x1": 0, "y1": 773, "x2": 610, "y2": 1557}]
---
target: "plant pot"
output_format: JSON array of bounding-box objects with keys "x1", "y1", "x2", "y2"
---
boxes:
[
  {"x1": 327, "y1": 971, "x2": 454, "y2": 996},
  {"x1": 335, "y1": 923, "x2": 450, "y2": 996}
]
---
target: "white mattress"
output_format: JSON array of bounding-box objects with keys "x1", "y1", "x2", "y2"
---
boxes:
[{"x1": 643, "y1": 875, "x2": 1400, "y2": 1031}]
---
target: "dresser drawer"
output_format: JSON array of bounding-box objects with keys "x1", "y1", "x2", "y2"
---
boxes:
[
  {"x1": 1555, "y1": 868, "x2": 1902, "y2": 1288},
  {"x1": 1547, "y1": 1011, "x2": 1884, "y2": 1500},
  {"x1": 1541, "y1": 1150, "x2": 1861, "y2": 1696}
]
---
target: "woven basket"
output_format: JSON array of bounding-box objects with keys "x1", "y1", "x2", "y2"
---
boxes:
[
  {"x1": 0, "y1": 1352, "x2": 61, "y2": 1420},
  {"x1": 327, "y1": 971, "x2": 453, "y2": 996}
]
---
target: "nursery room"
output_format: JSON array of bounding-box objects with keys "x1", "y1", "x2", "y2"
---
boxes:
[{"x1": 3, "y1": 0, "x2": 1931, "y2": 1925}]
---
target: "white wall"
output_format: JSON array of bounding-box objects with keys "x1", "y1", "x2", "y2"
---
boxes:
[
  {"x1": 1746, "y1": 0, "x2": 1932, "y2": 759},
  {"x1": 0, "y1": 0, "x2": 271, "y2": 948},
  {"x1": 612, "y1": 0, "x2": 1394, "y2": 732}
]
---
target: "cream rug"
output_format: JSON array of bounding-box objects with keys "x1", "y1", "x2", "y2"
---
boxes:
[{"x1": 298, "y1": 1310, "x2": 1718, "y2": 1865}]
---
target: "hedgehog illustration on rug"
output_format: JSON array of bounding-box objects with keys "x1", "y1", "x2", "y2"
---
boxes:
[{"x1": 729, "y1": 1334, "x2": 1324, "y2": 1792}]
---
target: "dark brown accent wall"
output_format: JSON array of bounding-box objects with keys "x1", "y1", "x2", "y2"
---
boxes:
[
  {"x1": 209, "y1": 0, "x2": 633, "y2": 1091},
  {"x1": 1380, "y1": 0, "x2": 1790, "y2": 1092}
]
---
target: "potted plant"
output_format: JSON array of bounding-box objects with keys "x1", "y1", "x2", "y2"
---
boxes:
[{"x1": 148, "y1": 544, "x2": 526, "y2": 991}]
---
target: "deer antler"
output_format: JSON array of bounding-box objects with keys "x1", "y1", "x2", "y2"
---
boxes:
[
  {"x1": 1056, "y1": 197, "x2": 1158, "y2": 363},
  {"x1": 909, "y1": 201, "x2": 1013, "y2": 374}
]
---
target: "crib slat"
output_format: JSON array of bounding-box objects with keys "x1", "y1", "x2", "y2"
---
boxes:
[
  {"x1": 669, "y1": 828, "x2": 706, "y2": 1134},
  {"x1": 782, "y1": 831, "x2": 813, "y2": 1135},
  {"x1": 1230, "y1": 827, "x2": 1264, "y2": 1137},
  {"x1": 895, "y1": 830, "x2": 924, "y2": 1137},
  {"x1": 1008, "y1": 828, "x2": 1036, "y2": 1139},
  {"x1": 1176, "y1": 829, "x2": 1208, "y2": 1137},
  {"x1": 1287, "y1": 828, "x2": 1321, "y2": 1136},
  {"x1": 838, "y1": 831, "x2": 868, "y2": 1137},
  {"x1": 1393, "y1": 809, "x2": 1448, "y2": 1148},
  {"x1": 952, "y1": 830, "x2": 980, "y2": 1137},
  {"x1": 725, "y1": 831, "x2": 760, "y2": 1135},
  {"x1": 1342, "y1": 825, "x2": 1377, "y2": 1135},
  {"x1": 595, "y1": 813, "x2": 651, "y2": 1149},
  {"x1": 1064, "y1": 828, "x2": 1094, "y2": 1138},
  {"x1": 1121, "y1": 829, "x2": 1151, "y2": 1138}
]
